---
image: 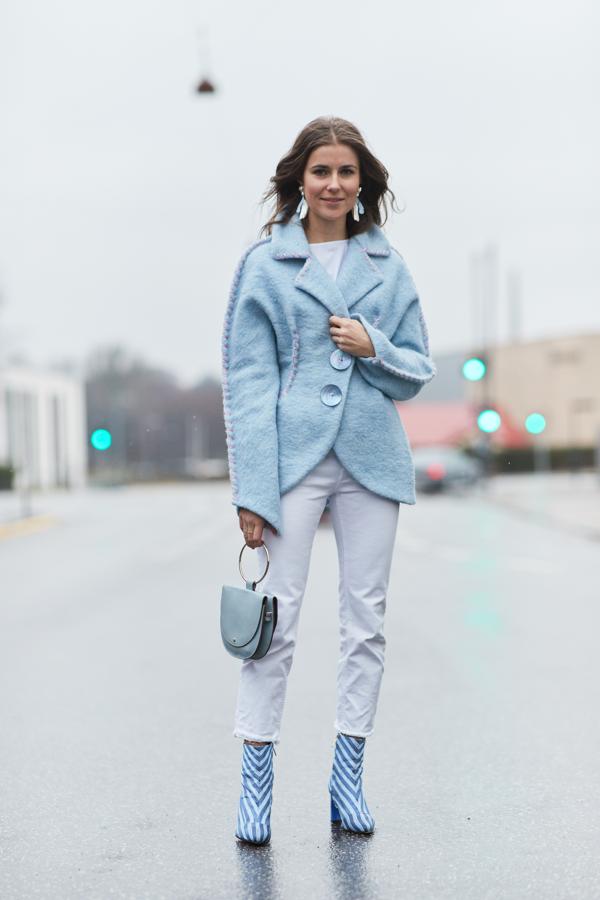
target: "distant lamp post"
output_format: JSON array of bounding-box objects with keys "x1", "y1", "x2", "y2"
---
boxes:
[
  {"x1": 525, "y1": 413, "x2": 549, "y2": 474},
  {"x1": 474, "y1": 407, "x2": 501, "y2": 484}
]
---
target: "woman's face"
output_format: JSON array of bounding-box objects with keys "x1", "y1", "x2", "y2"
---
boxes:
[{"x1": 301, "y1": 143, "x2": 361, "y2": 226}]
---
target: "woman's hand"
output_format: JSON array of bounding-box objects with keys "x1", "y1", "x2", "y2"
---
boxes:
[
  {"x1": 329, "y1": 316, "x2": 375, "y2": 358},
  {"x1": 239, "y1": 508, "x2": 277, "y2": 549}
]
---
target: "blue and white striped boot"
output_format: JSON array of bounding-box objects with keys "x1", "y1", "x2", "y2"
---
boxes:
[
  {"x1": 235, "y1": 741, "x2": 275, "y2": 845},
  {"x1": 328, "y1": 733, "x2": 375, "y2": 833}
]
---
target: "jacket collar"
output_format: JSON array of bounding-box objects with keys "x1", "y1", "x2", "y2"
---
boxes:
[{"x1": 270, "y1": 214, "x2": 390, "y2": 316}]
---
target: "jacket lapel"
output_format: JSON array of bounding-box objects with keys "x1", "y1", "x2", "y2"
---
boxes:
[
  {"x1": 336, "y1": 235, "x2": 385, "y2": 310},
  {"x1": 294, "y1": 255, "x2": 347, "y2": 317},
  {"x1": 270, "y1": 215, "x2": 391, "y2": 317}
]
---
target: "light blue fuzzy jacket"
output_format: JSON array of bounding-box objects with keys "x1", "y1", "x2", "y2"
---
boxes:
[{"x1": 221, "y1": 214, "x2": 436, "y2": 536}]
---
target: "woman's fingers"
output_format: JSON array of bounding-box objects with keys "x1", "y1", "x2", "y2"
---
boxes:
[{"x1": 240, "y1": 515, "x2": 265, "y2": 548}]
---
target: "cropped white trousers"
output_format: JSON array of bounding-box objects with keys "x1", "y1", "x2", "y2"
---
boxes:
[{"x1": 233, "y1": 449, "x2": 400, "y2": 745}]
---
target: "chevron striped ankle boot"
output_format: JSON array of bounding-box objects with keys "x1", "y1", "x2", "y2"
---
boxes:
[
  {"x1": 235, "y1": 741, "x2": 275, "y2": 845},
  {"x1": 328, "y1": 733, "x2": 375, "y2": 833}
]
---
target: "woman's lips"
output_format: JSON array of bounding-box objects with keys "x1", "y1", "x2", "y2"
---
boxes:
[{"x1": 322, "y1": 198, "x2": 343, "y2": 203}]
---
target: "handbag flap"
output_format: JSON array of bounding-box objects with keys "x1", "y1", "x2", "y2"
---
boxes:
[{"x1": 220, "y1": 584, "x2": 266, "y2": 649}]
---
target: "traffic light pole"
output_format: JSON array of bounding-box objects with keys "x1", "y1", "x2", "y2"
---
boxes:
[{"x1": 533, "y1": 441, "x2": 550, "y2": 474}]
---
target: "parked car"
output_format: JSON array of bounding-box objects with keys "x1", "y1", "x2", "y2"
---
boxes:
[{"x1": 413, "y1": 445, "x2": 483, "y2": 493}]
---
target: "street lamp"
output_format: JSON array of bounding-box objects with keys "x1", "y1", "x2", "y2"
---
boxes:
[
  {"x1": 196, "y1": 78, "x2": 216, "y2": 93},
  {"x1": 194, "y1": 25, "x2": 217, "y2": 95}
]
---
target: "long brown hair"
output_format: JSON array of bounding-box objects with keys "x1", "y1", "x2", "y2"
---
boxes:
[{"x1": 260, "y1": 116, "x2": 399, "y2": 238}]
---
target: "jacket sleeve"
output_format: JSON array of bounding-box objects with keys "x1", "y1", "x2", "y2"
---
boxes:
[
  {"x1": 350, "y1": 295, "x2": 436, "y2": 402},
  {"x1": 221, "y1": 255, "x2": 282, "y2": 535}
]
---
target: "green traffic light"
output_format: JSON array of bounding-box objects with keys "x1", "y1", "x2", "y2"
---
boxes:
[
  {"x1": 525, "y1": 413, "x2": 546, "y2": 435},
  {"x1": 477, "y1": 409, "x2": 501, "y2": 433},
  {"x1": 91, "y1": 428, "x2": 112, "y2": 451},
  {"x1": 462, "y1": 357, "x2": 487, "y2": 381}
]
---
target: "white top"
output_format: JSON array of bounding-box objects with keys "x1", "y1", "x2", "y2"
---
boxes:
[{"x1": 309, "y1": 238, "x2": 349, "y2": 282}]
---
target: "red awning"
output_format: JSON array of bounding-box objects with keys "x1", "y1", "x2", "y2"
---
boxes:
[{"x1": 395, "y1": 402, "x2": 531, "y2": 448}]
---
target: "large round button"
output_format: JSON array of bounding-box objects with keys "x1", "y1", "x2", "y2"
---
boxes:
[
  {"x1": 320, "y1": 384, "x2": 342, "y2": 407},
  {"x1": 330, "y1": 348, "x2": 352, "y2": 370}
]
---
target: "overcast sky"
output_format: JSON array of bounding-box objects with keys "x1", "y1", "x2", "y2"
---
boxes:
[{"x1": 0, "y1": 0, "x2": 598, "y2": 386}]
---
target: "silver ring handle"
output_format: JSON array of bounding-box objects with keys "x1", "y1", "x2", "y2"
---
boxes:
[{"x1": 238, "y1": 542, "x2": 270, "y2": 585}]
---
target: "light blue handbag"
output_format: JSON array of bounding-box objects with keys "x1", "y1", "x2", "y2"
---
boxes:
[{"x1": 220, "y1": 542, "x2": 278, "y2": 660}]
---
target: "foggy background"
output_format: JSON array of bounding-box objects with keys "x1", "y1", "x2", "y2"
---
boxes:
[{"x1": 1, "y1": 0, "x2": 598, "y2": 384}]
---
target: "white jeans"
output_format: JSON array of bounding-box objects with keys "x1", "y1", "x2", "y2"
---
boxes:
[{"x1": 233, "y1": 449, "x2": 400, "y2": 744}]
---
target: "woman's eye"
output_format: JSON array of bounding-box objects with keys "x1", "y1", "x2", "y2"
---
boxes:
[{"x1": 311, "y1": 168, "x2": 356, "y2": 176}]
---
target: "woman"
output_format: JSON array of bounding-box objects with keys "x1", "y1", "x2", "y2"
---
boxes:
[{"x1": 221, "y1": 116, "x2": 436, "y2": 845}]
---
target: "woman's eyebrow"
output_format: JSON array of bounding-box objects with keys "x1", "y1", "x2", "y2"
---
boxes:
[{"x1": 310, "y1": 164, "x2": 357, "y2": 169}]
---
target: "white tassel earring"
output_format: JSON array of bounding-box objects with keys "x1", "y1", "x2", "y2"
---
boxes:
[
  {"x1": 353, "y1": 186, "x2": 365, "y2": 222},
  {"x1": 296, "y1": 186, "x2": 309, "y2": 220}
]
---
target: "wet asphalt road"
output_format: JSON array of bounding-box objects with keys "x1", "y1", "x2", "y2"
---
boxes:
[{"x1": 1, "y1": 480, "x2": 599, "y2": 899}]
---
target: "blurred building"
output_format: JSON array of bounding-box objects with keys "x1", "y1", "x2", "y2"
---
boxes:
[
  {"x1": 464, "y1": 333, "x2": 600, "y2": 449},
  {"x1": 400, "y1": 333, "x2": 600, "y2": 451},
  {"x1": 0, "y1": 365, "x2": 87, "y2": 489}
]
